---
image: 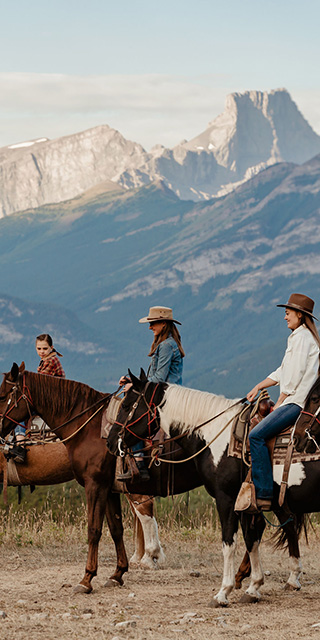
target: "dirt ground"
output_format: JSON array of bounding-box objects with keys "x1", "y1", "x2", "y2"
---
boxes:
[{"x1": 1, "y1": 529, "x2": 320, "y2": 640}]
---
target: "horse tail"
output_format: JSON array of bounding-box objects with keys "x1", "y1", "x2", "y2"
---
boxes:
[{"x1": 271, "y1": 513, "x2": 308, "y2": 550}]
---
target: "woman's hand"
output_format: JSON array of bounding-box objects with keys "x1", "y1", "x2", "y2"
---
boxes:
[
  {"x1": 118, "y1": 376, "x2": 132, "y2": 393},
  {"x1": 247, "y1": 377, "x2": 277, "y2": 403},
  {"x1": 247, "y1": 385, "x2": 261, "y2": 403}
]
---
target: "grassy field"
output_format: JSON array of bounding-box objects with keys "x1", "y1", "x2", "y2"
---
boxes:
[
  {"x1": 1, "y1": 480, "x2": 320, "y2": 552},
  {"x1": 0, "y1": 482, "x2": 220, "y2": 549}
]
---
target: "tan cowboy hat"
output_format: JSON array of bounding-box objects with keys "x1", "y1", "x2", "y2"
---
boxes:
[
  {"x1": 277, "y1": 293, "x2": 318, "y2": 320},
  {"x1": 139, "y1": 306, "x2": 181, "y2": 325}
]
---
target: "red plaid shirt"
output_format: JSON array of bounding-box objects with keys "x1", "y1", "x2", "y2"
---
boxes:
[{"x1": 37, "y1": 353, "x2": 65, "y2": 378}]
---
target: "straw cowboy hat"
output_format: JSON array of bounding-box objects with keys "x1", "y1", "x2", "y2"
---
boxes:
[
  {"x1": 139, "y1": 306, "x2": 181, "y2": 325},
  {"x1": 277, "y1": 293, "x2": 318, "y2": 321}
]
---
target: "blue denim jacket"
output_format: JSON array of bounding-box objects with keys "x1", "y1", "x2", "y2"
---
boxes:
[{"x1": 148, "y1": 336, "x2": 183, "y2": 385}]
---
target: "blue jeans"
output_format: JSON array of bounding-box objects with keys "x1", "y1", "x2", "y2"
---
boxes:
[
  {"x1": 14, "y1": 425, "x2": 26, "y2": 436},
  {"x1": 132, "y1": 441, "x2": 144, "y2": 458},
  {"x1": 249, "y1": 403, "x2": 301, "y2": 499}
]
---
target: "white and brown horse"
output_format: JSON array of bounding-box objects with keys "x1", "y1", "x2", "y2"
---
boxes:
[{"x1": 108, "y1": 372, "x2": 313, "y2": 606}]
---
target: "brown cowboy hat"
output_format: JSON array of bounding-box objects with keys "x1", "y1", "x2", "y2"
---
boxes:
[
  {"x1": 277, "y1": 293, "x2": 318, "y2": 321},
  {"x1": 139, "y1": 306, "x2": 181, "y2": 325}
]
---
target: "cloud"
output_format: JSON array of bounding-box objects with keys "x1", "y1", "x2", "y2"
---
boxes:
[
  {"x1": 0, "y1": 73, "x2": 319, "y2": 150},
  {"x1": 0, "y1": 72, "x2": 229, "y2": 113}
]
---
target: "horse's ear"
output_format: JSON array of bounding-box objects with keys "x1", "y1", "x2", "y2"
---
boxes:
[
  {"x1": 140, "y1": 368, "x2": 148, "y2": 382},
  {"x1": 19, "y1": 362, "x2": 25, "y2": 374},
  {"x1": 128, "y1": 369, "x2": 142, "y2": 391},
  {"x1": 11, "y1": 362, "x2": 19, "y2": 381}
]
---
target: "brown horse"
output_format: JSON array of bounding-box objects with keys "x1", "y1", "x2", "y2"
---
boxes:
[{"x1": 0, "y1": 441, "x2": 165, "y2": 569}]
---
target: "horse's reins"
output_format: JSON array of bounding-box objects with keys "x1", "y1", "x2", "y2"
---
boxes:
[
  {"x1": 115, "y1": 383, "x2": 247, "y2": 464},
  {"x1": 150, "y1": 408, "x2": 243, "y2": 465}
]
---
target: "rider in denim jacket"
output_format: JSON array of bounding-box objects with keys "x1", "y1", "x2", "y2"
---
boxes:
[
  {"x1": 148, "y1": 335, "x2": 183, "y2": 384},
  {"x1": 118, "y1": 306, "x2": 185, "y2": 481}
]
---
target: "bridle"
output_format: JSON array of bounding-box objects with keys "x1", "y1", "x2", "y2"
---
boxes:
[
  {"x1": 0, "y1": 374, "x2": 33, "y2": 435},
  {"x1": 298, "y1": 406, "x2": 320, "y2": 451},
  {"x1": 114, "y1": 382, "x2": 160, "y2": 457}
]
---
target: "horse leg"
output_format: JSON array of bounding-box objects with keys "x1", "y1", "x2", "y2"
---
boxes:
[
  {"x1": 127, "y1": 495, "x2": 145, "y2": 565},
  {"x1": 273, "y1": 509, "x2": 302, "y2": 590},
  {"x1": 103, "y1": 491, "x2": 129, "y2": 588},
  {"x1": 210, "y1": 495, "x2": 239, "y2": 607},
  {"x1": 130, "y1": 511, "x2": 145, "y2": 566},
  {"x1": 235, "y1": 550, "x2": 251, "y2": 589},
  {"x1": 239, "y1": 514, "x2": 266, "y2": 603},
  {"x1": 128, "y1": 495, "x2": 166, "y2": 569},
  {"x1": 74, "y1": 479, "x2": 109, "y2": 594}
]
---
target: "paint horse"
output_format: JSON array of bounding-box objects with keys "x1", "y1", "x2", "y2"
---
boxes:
[
  {"x1": 107, "y1": 371, "x2": 315, "y2": 607},
  {"x1": 0, "y1": 439, "x2": 165, "y2": 570}
]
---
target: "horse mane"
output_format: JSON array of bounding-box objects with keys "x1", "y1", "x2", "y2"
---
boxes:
[
  {"x1": 160, "y1": 384, "x2": 241, "y2": 436},
  {"x1": 25, "y1": 371, "x2": 104, "y2": 417}
]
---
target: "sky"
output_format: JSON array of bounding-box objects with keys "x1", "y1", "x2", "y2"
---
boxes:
[{"x1": 0, "y1": 0, "x2": 319, "y2": 150}]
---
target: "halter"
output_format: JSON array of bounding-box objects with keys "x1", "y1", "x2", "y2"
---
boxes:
[
  {"x1": 299, "y1": 407, "x2": 320, "y2": 451},
  {"x1": 0, "y1": 374, "x2": 33, "y2": 434},
  {"x1": 114, "y1": 383, "x2": 160, "y2": 456}
]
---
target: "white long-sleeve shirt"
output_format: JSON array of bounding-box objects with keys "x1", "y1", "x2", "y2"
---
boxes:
[{"x1": 269, "y1": 324, "x2": 320, "y2": 408}]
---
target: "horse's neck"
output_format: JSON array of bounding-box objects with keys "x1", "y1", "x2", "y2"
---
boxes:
[{"x1": 27, "y1": 372, "x2": 91, "y2": 431}]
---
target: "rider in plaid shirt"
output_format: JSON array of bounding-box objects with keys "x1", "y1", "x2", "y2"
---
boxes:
[
  {"x1": 36, "y1": 333, "x2": 65, "y2": 378},
  {"x1": 12, "y1": 333, "x2": 65, "y2": 463},
  {"x1": 37, "y1": 352, "x2": 65, "y2": 377}
]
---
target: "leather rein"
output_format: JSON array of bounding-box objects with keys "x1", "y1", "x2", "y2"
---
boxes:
[{"x1": 114, "y1": 382, "x2": 245, "y2": 462}]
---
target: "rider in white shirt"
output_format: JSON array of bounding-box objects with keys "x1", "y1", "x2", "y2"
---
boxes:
[{"x1": 247, "y1": 293, "x2": 320, "y2": 511}]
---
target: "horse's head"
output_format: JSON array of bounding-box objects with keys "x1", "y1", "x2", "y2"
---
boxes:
[
  {"x1": 294, "y1": 377, "x2": 320, "y2": 453},
  {"x1": 0, "y1": 362, "x2": 32, "y2": 437},
  {"x1": 107, "y1": 369, "x2": 165, "y2": 456}
]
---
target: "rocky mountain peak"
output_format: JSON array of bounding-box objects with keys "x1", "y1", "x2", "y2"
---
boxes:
[{"x1": 1, "y1": 89, "x2": 319, "y2": 215}]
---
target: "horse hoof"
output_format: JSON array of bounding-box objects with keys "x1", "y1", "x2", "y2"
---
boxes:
[
  {"x1": 208, "y1": 598, "x2": 228, "y2": 608},
  {"x1": 103, "y1": 578, "x2": 122, "y2": 588},
  {"x1": 73, "y1": 584, "x2": 92, "y2": 594},
  {"x1": 284, "y1": 582, "x2": 301, "y2": 591},
  {"x1": 239, "y1": 593, "x2": 259, "y2": 604}
]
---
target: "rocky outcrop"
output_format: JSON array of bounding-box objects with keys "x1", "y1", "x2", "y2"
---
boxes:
[
  {"x1": 0, "y1": 126, "x2": 149, "y2": 217},
  {"x1": 149, "y1": 89, "x2": 320, "y2": 199}
]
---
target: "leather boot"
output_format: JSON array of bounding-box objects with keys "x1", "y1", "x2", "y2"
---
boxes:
[{"x1": 11, "y1": 445, "x2": 27, "y2": 464}]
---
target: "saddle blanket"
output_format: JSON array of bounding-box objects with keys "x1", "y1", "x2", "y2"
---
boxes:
[{"x1": 228, "y1": 418, "x2": 320, "y2": 465}]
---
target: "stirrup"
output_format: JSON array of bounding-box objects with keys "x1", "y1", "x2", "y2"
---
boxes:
[{"x1": 117, "y1": 469, "x2": 134, "y2": 482}]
